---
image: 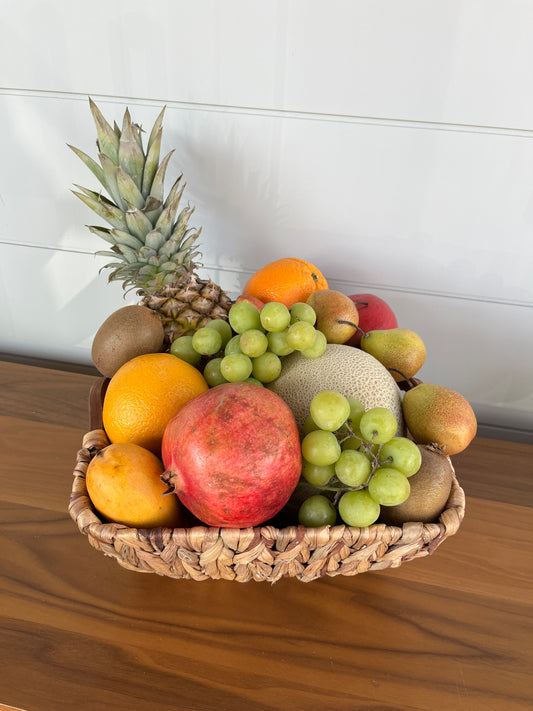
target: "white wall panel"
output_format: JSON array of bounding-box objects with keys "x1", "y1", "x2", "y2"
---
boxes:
[
  {"x1": 2, "y1": 93, "x2": 532, "y2": 304},
  {"x1": 3, "y1": 1, "x2": 533, "y2": 129}
]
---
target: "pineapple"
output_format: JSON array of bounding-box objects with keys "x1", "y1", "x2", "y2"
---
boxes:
[{"x1": 70, "y1": 98, "x2": 232, "y2": 346}]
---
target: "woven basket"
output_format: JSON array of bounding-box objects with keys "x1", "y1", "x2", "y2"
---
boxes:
[{"x1": 68, "y1": 379, "x2": 466, "y2": 583}]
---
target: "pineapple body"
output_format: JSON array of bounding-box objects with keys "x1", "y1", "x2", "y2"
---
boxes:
[
  {"x1": 70, "y1": 99, "x2": 231, "y2": 347},
  {"x1": 139, "y1": 275, "x2": 233, "y2": 346}
]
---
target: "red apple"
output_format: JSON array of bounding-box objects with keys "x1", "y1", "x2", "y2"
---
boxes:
[
  {"x1": 236, "y1": 294, "x2": 265, "y2": 310},
  {"x1": 161, "y1": 382, "x2": 301, "y2": 528},
  {"x1": 345, "y1": 293, "x2": 398, "y2": 346}
]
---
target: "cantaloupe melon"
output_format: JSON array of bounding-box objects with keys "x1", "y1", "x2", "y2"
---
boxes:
[{"x1": 268, "y1": 344, "x2": 405, "y2": 436}]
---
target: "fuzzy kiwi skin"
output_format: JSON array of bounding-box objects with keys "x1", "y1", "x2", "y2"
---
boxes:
[
  {"x1": 91, "y1": 305, "x2": 165, "y2": 378},
  {"x1": 379, "y1": 444, "x2": 454, "y2": 525}
]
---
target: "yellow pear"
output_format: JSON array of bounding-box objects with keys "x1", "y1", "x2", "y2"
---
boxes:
[
  {"x1": 306, "y1": 289, "x2": 359, "y2": 344},
  {"x1": 360, "y1": 328, "x2": 426, "y2": 382},
  {"x1": 402, "y1": 383, "x2": 477, "y2": 455}
]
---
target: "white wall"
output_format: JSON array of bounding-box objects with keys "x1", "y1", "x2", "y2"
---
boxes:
[{"x1": 1, "y1": 0, "x2": 532, "y2": 442}]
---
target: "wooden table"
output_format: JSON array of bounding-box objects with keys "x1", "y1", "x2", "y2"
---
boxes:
[{"x1": 0, "y1": 359, "x2": 531, "y2": 711}]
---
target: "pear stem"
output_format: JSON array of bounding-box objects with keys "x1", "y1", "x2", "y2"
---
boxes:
[
  {"x1": 338, "y1": 320, "x2": 367, "y2": 338},
  {"x1": 388, "y1": 368, "x2": 418, "y2": 389}
]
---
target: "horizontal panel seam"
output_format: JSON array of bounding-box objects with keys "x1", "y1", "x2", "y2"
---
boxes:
[
  {"x1": 2, "y1": 87, "x2": 533, "y2": 139},
  {"x1": 0, "y1": 238, "x2": 530, "y2": 309}
]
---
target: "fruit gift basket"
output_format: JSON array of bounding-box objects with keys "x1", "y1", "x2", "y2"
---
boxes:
[
  {"x1": 69, "y1": 378, "x2": 466, "y2": 583},
  {"x1": 68, "y1": 100, "x2": 467, "y2": 583}
]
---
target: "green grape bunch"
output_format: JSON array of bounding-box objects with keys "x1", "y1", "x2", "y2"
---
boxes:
[
  {"x1": 298, "y1": 390, "x2": 422, "y2": 528},
  {"x1": 169, "y1": 300, "x2": 327, "y2": 387}
]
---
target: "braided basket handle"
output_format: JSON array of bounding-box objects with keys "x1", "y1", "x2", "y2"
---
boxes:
[{"x1": 89, "y1": 378, "x2": 109, "y2": 430}]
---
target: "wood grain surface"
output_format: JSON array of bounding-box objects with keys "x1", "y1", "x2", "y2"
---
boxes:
[{"x1": 0, "y1": 359, "x2": 532, "y2": 711}]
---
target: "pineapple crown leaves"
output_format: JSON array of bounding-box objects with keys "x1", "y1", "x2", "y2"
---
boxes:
[{"x1": 69, "y1": 98, "x2": 203, "y2": 290}]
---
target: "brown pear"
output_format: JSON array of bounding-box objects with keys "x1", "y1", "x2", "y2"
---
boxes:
[
  {"x1": 306, "y1": 289, "x2": 359, "y2": 344},
  {"x1": 380, "y1": 444, "x2": 454, "y2": 524},
  {"x1": 360, "y1": 328, "x2": 426, "y2": 382},
  {"x1": 402, "y1": 383, "x2": 477, "y2": 455}
]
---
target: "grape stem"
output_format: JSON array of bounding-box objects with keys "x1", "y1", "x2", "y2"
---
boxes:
[{"x1": 326, "y1": 421, "x2": 387, "y2": 503}]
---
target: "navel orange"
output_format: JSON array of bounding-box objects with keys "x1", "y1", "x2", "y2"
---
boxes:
[
  {"x1": 242, "y1": 258, "x2": 328, "y2": 308},
  {"x1": 102, "y1": 352, "x2": 208, "y2": 455},
  {"x1": 86, "y1": 442, "x2": 182, "y2": 528}
]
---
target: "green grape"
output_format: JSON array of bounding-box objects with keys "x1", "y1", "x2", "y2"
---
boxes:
[
  {"x1": 170, "y1": 336, "x2": 201, "y2": 366},
  {"x1": 334, "y1": 449, "x2": 372, "y2": 487},
  {"x1": 228, "y1": 301, "x2": 261, "y2": 333},
  {"x1": 290, "y1": 302, "x2": 317, "y2": 325},
  {"x1": 224, "y1": 334, "x2": 242, "y2": 355},
  {"x1": 346, "y1": 397, "x2": 366, "y2": 430},
  {"x1": 310, "y1": 390, "x2": 351, "y2": 431},
  {"x1": 251, "y1": 351, "x2": 282, "y2": 383},
  {"x1": 301, "y1": 460, "x2": 335, "y2": 486},
  {"x1": 303, "y1": 415, "x2": 320, "y2": 435},
  {"x1": 267, "y1": 329, "x2": 295, "y2": 356},
  {"x1": 203, "y1": 358, "x2": 228, "y2": 387},
  {"x1": 220, "y1": 353, "x2": 253, "y2": 382},
  {"x1": 300, "y1": 329, "x2": 327, "y2": 359},
  {"x1": 245, "y1": 377, "x2": 264, "y2": 387},
  {"x1": 301, "y1": 430, "x2": 341, "y2": 466},
  {"x1": 338, "y1": 490, "x2": 380, "y2": 527},
  {"x1": 298, "y1": 495, "x2": 337, "y2": 527},
  {"x1": 359, "y1": 407, "x2": 398, "y2": 444},
  {"x1": 286, "y1": 321, "x2": 317, "y2": 351},
  {"x1": 379, "y1": 437, "x2": 422, "y2": 477},
  {"x1": 205, "y1": 318, "x2": 233, "y2": 348},
  {"x1": 239, "y1": 329, "x2": 269, "y2": 358},
  {"x1": 191, "y1": 326, "x2": 222, "y2": 355},
  {"x1": 260, "y1": 302, "x2": 291, "y2": 332},
  {"x1": 367, "y1": 467, "x2": 410, "y2": 506}
]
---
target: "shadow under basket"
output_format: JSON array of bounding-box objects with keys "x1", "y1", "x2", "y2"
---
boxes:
[{"x1": 68, "y1": 379, "x2": 466, "y2": 583}]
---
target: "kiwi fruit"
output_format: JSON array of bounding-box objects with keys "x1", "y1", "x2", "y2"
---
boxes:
[
  {"x1": 91, "y1": 305, "x2": 165, "y2": 377},
  {"x1": 379, "y1": 444, "x2": 454, "y2": 525}
]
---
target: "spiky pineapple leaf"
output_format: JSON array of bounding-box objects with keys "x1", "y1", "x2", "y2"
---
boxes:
[
  {"x1": 147, "y1": 107, "x2": 165, "y2": 154},
  {"x1": 155, "y1": 190, "x2": 188, "y2": 239},
  {"x1": 119, "y1": 109, "x2": 144, "y2": 190},
  {"x1": 109, "y1": 228, "x2": 145, "y2": 250},
  {"x1": 87, "y1": 225, "x2": 116, "y2": 244},
  {"x1": 149, "y1": 150, "x2": 175, "y2": 204},
  {"x1": 125, "y1": 207, "x2": 153, "y2": 240},
  {"x1": 163, "y1": 174, "x2": 185, "y2": 211},
  {"x1": 99, "y1": 153, "x2": 126, "y2": 210},
  {"x1": 144, "y1": 230, "x2": 166, "y2": 252},
  {"x1": 142, "y1": 127, "x2": 162, "y2": 199},
  {"x1": 68, "y1": 144, "x2": 107, "y2": 191},
  {"x1": 117, "y1": 167, "x2": 145, "y2": 209},
  {"x1": 89, "y1": 98, "x2": 119, "y2": 165},
  {"x1": 115, "y1": 243, "x2": 139, "y2": 263},
  {"x1": 72, "y1": 188, "x2": 127, "y2": 231}
]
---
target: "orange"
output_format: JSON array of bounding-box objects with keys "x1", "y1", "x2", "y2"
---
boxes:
[
  {"x1": 242, "y1": 258, "x2": 328, "y2": 308},
  {"x1": 102, "y1": 352, "x2": 208, "y2": 455},
  {"x1": 86, "y1": 442, "x2": 182, "y2": 528}
]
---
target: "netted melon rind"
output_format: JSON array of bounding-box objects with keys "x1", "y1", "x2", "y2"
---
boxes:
[{"x1": 267, "y1": 344, "x2": 405, "y2": 437}]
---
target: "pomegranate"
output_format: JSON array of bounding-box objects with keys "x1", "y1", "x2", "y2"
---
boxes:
[{"x1": 161, "y1": 382, "x2": 302, "y2": 528}]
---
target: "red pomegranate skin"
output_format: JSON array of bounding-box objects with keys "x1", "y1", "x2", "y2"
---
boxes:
[{"x1": 161, "y1": 382, "x2": 302, "y2": 528}]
